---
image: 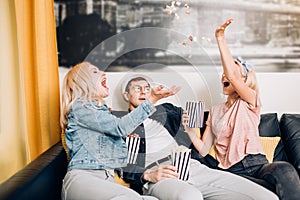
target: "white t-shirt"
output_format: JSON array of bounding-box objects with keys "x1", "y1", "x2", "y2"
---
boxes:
[{"x1": 143, "y1": 118, "x2": 178, "y2": 167}]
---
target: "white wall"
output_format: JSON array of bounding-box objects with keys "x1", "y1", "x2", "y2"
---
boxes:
[
  {"x1": 59, "y1": 67, "x2": 300, "y2": 117},
  {"x1": 257, "y1": 73, "x2": 300, "y2": 117}
]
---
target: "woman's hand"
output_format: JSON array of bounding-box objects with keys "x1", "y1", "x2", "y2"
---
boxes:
[
  {"x1": 182, "y1": 110, "x2": 191, "y2": 131},
  {"x1": 182, "y1": 110, "x2": 211, "y2": 156},
  {"x1": 149, "y1": 85, "x2": 181, "y2": 105},
  {"x1": 215, "y1": 18, "x2": 233, "y2": 38},
  {"x1": 182, "y1": 110, "x2": 197, "y2": 136}
]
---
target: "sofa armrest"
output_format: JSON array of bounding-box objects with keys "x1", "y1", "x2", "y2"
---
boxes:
[
  {"x1": 280, "y1": 114, "x2": 300, "y2": 177},
  {"x1": 0, "y1": 141, "x2": 68, "y2": 200}
]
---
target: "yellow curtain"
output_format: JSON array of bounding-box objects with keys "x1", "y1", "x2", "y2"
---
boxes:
[{"x1": 0, "y1": 0, "x2": 61, "y2": 183}]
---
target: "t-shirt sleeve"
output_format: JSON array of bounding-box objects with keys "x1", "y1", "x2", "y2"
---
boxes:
[{"x1": 247, "y1": 90, "x2": 261, "y2": 114}]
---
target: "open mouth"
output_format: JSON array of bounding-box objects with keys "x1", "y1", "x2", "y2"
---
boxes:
[
  {"x1": 139, "y1": 97, "x2": 146, "y2": 100},
  {"x1": 223, "y1": 81, "x2": 230, "y2": 87},
  {"x1": 101, "y1": 78, "x2": 107, "y2": 88}
]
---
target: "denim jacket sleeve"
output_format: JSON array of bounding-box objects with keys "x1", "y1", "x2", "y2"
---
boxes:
[{"x1": 72, "y1": 99, "x2": 156, "y2": 137}]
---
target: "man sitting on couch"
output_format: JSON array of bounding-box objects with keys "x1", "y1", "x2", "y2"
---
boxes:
[{"x1": 112, "y1": 75, "x2": 278, "y2": 200}]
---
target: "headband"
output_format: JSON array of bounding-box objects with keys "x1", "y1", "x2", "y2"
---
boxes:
[{"x1": 236, "y1": 56, "x2": 253, "y2": 77}]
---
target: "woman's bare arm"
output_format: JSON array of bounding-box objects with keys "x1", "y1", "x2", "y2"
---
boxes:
[{"x1": 216, "y1": 18, "x2": 257, "y2": 107}]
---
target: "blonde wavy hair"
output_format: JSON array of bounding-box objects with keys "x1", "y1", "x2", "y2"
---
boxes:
[{"x1": 60, "y1": 61, "x2": 103, "y2": 160}]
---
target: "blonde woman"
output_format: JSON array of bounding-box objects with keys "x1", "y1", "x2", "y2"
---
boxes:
[
  {"x1": 60, "y1": 62, "x2": 179, "y2": 200},
  {"x1": 183, "y1": 18, "x2": 300, "y2": 200}
]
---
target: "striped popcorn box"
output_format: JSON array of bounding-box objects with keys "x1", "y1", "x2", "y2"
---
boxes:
[
  {"x1": 185, "y1": 101, "x2": 205, "y2": 128},
  {"x1": 171, "y1": 145, "x2": 191, "y2": 181},
  {"x1": 126, "y1": 136, "x2": 140, "y2": 164}
]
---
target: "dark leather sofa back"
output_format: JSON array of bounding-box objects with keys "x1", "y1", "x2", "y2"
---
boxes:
[{"x1": 0, "y1": 142, "x2": 68, "y2": 200}]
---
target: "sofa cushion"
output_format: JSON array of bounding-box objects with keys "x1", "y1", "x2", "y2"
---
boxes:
[
  {"x1": 259, "y1": 113, "x2": 281, "y2": 137},
  {"x1": 258, "y1": 113, "x2": 288, "y2": 162},
  {"x1": 280, "y1": 113, "x2": 300, "y2": 176},
  {"x1": 259, "y1": 136, "x2": 280, "y2": 163}
]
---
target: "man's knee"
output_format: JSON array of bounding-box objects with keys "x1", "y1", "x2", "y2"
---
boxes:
[
  {"x1": 172, "y1": 188, "x2": 203, "y2": 200},
  {"x1": 148, "y1": 179, "x2": 203, "y2": 200}
]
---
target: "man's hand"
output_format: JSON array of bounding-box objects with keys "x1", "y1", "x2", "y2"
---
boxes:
[
  {"x1": 142, "y1": 165, "x2": 179, "y2": 183},
  {"x1": 149, "y1": 85, "x2": 181, "y2": 105},
  {"x1": 127, "y1": 133, "x2": 139, "y2": 138}
]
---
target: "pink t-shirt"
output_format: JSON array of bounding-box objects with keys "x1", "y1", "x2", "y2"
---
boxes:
[{"x1": 207, "y1": 95, "x2": 265, "y2": 169}]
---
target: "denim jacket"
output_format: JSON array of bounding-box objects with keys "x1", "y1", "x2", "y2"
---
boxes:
[{"x1": 65, "y1": 98, "x2": 156, "y2": 171}]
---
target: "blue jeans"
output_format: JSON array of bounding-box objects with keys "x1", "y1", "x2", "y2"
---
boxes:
[{"x1": 222, "y1": 154, "x2": 300, "y2": 200}]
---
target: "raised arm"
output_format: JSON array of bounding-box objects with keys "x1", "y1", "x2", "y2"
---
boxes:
[{"x1": 216, "y1": 18, "x2": 257, "y2": 107}]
